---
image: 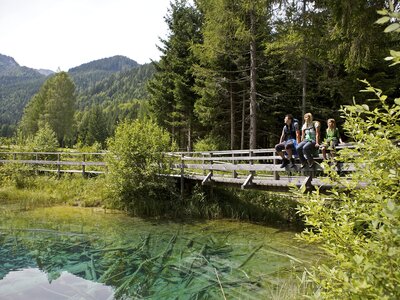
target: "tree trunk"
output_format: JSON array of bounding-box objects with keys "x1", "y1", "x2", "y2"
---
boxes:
[
  {"x1": 249, "y1": 8, "x2": 257, "y2": 150},
  {"x1": 230, "y1": 82, "x2": 235, "y2": 150},
  {"x1": 187, "y1": 118, "x2": 192, "y2": 152},
  {"x1": 301, "y1": 0, "x2": 307, "y2": 117},
  {"x1": 241, "y1": 93, "x2": 246, "y2": 150},
  {"x1": 302, "y1": 58, "x2": 307, "y2": 117}
]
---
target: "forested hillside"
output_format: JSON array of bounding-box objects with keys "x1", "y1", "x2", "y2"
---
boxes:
[
  {"x1": 69, "y1": 55, "x2": 139, "y2": 92},
  {"x1": 76, "y1": 63, "x2": 154, "y2": 109},
  {"x1": 0, "y1": 55, "x2": 152, "y2": 138},
  {"x1": 0, "y1": 54, "x2": 47, "y2": 136}
]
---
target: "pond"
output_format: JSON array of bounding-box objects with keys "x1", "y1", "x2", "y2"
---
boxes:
[{"x1": 0, "y1": 205, "x2": 321, "y2": 299}]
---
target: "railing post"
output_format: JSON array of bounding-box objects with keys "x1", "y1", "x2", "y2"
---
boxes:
[
  {"x1": 232, "y1": 152, "x2": 237, "y2": 178},
  {"x1": 180, "y1": 153, "x2": 185, "y2": 199},
  {"x1": 35, "y1": 153, "x2": 39, "y2": 175},
  {"x1": 209, "y1": 152, "x2": 213, "y2": 177},
  {"x1": 249, "y1": 150, "x2": 254, "y2": 177},
  {"x1": 57, "y1": 153, "x2": 61, "y2": 178},
  {"x1": 82, "y1": 154, "x2": 86, "y2": 177},
  {"x1": 202, "y1": 153, "x2": 206, "y2": 176},
  {"x1": 273, "y1": 150, "x2": 280, "y2": 180}
]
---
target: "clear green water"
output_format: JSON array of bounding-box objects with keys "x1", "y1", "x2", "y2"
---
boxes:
[{"x1": 0, "y1": 205, "x2": 320, "y2": 299}]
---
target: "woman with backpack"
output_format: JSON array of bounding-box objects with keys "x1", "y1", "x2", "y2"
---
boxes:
[{"x1": 296, "y1": 112, "x2": 320, "y2": 168}]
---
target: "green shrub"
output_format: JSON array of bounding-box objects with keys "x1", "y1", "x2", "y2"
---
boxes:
[
  {"x1": 0, "y1": 163, "x2": 33, "y2": 189},
  {"x1": 295, "y1": 84, "x2": 400, "y2": 299},
  {"x1": 106, "y1": 119, "x2": 178, "y2": 215}
]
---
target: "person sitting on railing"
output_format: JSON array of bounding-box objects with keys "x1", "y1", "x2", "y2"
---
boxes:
[
  {"x1": 320, "y1": 118, "x2": 344, "y2": 161},
  {"x1": 296, "y1": 113, "x2": 320, "y2": 169},
  {"x1": 275, "y1": 114, "x2": 301, "y2": 168}
]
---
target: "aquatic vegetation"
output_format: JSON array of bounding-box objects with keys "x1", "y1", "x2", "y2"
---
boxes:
[{"x1": 0, "y1": 207, "x2": 320, "y2": 299}]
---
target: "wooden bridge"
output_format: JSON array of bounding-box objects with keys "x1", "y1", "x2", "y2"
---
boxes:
[
  {"x1": 165, "y1": 145, "x2": 355, "y2": 192},
  {"x1": 0, "y1": 145, "x2": 355, "y2": 192}
]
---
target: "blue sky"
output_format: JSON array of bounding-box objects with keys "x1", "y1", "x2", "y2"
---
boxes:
[{"x1": 0, "y1": 0, "x2": 171, "y2": 71}]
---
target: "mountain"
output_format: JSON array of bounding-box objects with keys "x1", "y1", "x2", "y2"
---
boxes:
[
  {"x1": 0, "y1": 54, "x2": 154, "y2": 137},
  {"x1": 0, "y1": 54, "x2": 47, "y2": 136},
  {"x1": 69, "y1": 55, "x2": 140, "y2": 93},
  {"x1": 76, "y1": 63, "x2": 155, "y2": 109}
]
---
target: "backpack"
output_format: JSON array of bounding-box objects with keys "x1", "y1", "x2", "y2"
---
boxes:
[{"x1": 284, "y1": 118, "x2": 299, "y2": 140}]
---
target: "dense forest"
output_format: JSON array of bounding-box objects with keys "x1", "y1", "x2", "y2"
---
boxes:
[
  {"x1": 2, "y1": 0, "x2": 399, "y2": 151},
  {"x1": 148, "y1": 0, "x2": 400, "y2": 151}
]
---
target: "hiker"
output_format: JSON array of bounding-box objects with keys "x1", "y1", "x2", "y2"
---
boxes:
[
  {"x1": 321, "y1": 118, "x2": 343, "y2": 160},
  {"x1": 296, "y1": 112, "x2": 320, "y2": 168},
  {"x1": 275, "y1": 114, "x2": 301, "y2": 168}
]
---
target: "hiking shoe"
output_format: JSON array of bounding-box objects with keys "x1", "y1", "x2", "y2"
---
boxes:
[
  {"x1": 308, "y1": 161, "x2": 315, "y2": 168},
  {"x1": 280, "y1": 158, "x2": 289, "y2": 168},
  {"x1": 300, "y1": 163, "x2": 307, "y2": 169},
  {"x1": 289, "y1": 159, "x2": 296, "y2": 168}
]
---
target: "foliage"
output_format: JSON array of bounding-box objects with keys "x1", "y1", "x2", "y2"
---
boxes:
[
  {"x1": 295, "y1": 83, "x2": 400, "y2": 299},
  {"x1": 148, "y1": 0, "x2": 203, "y2": 151},
  {"x1": 0, "y1": 163, "x2": 33, "y2": 189},
  {"x1": 18, "y1": 72, "x2": 76, "y2": 147},
  {"x1": 106, "y1": 119, "x2": 178, "y2": 215},
  {"x1": 31, "y1": 122, "x2": 59, "y2": 152},
  {"x1": 376, "y1": 3, "x2": 400, "y2": 66},
  {"x1": 193, "y1": 134, "x2": 229, "y2": 151}
]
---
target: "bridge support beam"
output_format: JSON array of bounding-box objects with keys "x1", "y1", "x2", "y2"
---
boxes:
[
  {"x1": 202, "y1": 172, "x2": 213, "y2": 185},
  {"x1": 241, "y1": 173, "x2": 254, "y2": 189},
  {"x1": 300, "y1": 176, "x2": 313, "y2": 192}
]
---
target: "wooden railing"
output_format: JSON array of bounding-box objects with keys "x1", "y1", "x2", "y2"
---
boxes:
[
  {"x1": 0, "y1": 144, "x2": 355, "y2": 191},
  {"x1": 0, "y1": 151, "x2": 106, "y2": 176}
]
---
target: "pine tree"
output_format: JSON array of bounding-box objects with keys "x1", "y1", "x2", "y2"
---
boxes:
[{"x1": 148, "y1": 0, "x2": 202, "y2": 151}]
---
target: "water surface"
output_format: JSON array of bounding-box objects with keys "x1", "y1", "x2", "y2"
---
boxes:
[{"x1": 0, "y1": 205, "x2": 320, "y2": 299}]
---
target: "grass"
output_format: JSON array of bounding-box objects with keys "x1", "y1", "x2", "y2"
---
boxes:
[{"x1": 0, "y1": 171, "x2": 109, "y2": 209}]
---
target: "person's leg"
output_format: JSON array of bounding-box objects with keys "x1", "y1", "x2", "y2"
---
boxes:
[
  {"x1": 296, "y1": 141, "x2": 307, "y2": 167},
  {"x1": 285, "y1": 142, "x2": 296, "y2": 167},
  {"x1": 303, "y1": 141, "x2": 316, "y2": 166},
  {"x1": 275, "y1": 142, "x2": 289, "y2": 167}
]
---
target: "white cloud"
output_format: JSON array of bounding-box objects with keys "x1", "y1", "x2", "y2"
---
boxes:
[{"x1": 0, "y1": 0, "x2": 170, "y2": 71}]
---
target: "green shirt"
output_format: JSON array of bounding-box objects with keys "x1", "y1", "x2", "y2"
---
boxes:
[{"x1": 325, "y1": 128, "x2": 340, "y2": 142}]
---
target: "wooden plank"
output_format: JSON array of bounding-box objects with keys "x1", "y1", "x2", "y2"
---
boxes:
[
  {"x1": 0, "y1": 159, "x2": 106, "y2": 166},
  {"x1": 181, "y1": 155, "x2": 280, "y2": 162}
]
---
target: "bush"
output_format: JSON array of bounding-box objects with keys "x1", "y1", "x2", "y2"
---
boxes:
[
  {"x1": 106, "y1": 119, "x2": 178, "y2": 215},
  {"x1": 295, "y1": 84, "x2": 400, "y2": 299}
]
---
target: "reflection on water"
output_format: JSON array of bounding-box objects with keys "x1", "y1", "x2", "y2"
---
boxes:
[
  {"x1": 0, "y1": 206, "x2": 320, "y2": 299},
  {"x1": 0, "y1": 268, "x2": 113, "y2": 300}
]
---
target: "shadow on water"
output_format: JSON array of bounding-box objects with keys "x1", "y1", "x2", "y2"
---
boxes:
[{"x1": 0, "y1": 205, "x2": 322, "y2": 299}]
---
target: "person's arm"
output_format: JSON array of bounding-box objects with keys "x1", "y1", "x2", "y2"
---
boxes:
[
  {"x1": 279, "y1": 128, "x2": 285, "y2": 143},
  {"x1": 315, "y1": 123, "x2": 320, "y2": 146},
  {"x1": 296, "y1": 129, "x2": 301, "y2": 144}
]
